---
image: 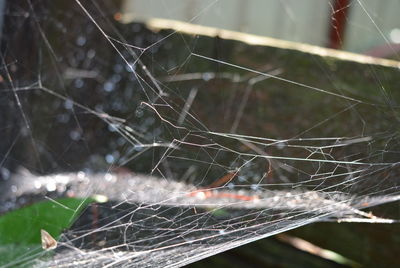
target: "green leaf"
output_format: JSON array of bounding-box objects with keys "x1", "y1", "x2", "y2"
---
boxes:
[{"x1": 0, "y1": 197, "x2": 94, "y2": 266}]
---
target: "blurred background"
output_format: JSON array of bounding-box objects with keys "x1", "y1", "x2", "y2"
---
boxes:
[
  {"x1": 1, "y1": 1, "x2": 400, "y2": 267},
  {"x1": 121, "y1": 0, "x2": 400, "y2": 57}
]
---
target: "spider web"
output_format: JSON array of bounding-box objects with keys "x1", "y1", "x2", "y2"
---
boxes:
[{"x1": 1, "y1": 0, "x2": 400, "y2": 267}]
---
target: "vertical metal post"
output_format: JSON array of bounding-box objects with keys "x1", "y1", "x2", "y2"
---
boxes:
[{"x1": 327, "y1": 0, "x2": 351, "y2": 49}]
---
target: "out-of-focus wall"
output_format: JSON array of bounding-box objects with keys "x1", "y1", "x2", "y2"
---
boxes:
[
  {"x1": 343, "y1": 0, "x2": 400, "y2": 53},
  {"x1": 122, "y1": 0, "x2": 330, "y2": 47},
  {"x1": 121, "y1": 0, "x2": 400, "y2": 55}
]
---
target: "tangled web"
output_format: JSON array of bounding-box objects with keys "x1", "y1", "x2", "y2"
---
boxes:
[{"x1": 1, "y1": 0, "x2": 400, "y2": 267}]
